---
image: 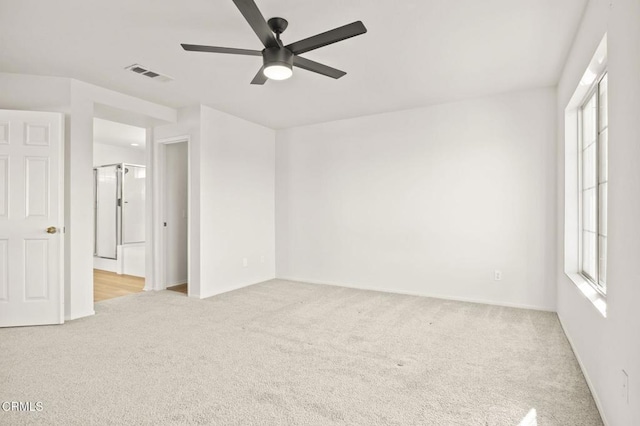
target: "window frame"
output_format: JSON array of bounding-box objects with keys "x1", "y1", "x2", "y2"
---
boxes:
[{"x1": 578, "y1": 70, "x2": 608, "y2": 297}]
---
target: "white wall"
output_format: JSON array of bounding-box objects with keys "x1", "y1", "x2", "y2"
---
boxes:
[
  {"x1": 276, "y1": 88, "x2": 557, "y2": 310},
  {"x1": 154, "y1": 105, "x2": 276, "y2": 298},
  {"x1": 154, "y1": 106, "x2": 201, "y2": 296},
  {"x1": 122, "y1": 243, "x2": 145, "y2": 277},
  {"x1": 164, "y1": 142, "x2": 188, "y2": 286},
  {"x1": 68, "y1": 80, "x2": 175, "y2": 317},
  {"x1": 93, "y1": 142, "x2": 145, "y2": 166},
  {"x1": 556, "y1": 1, "x2": 640, "y2": 425},
  {"x1": 199, "y1": 105, "x2": 276, "y2": 297},
  {"x1": 0, "y1": 73, "x2": 70, "y2": 112},
  {"x1": 0, "y1": 74, "x2": 176, "y2": 319}
]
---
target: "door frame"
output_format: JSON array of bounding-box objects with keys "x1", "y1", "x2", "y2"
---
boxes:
[
  {"x1": 153, "y1": 136, "x2": 190, "y2": 295},
  {"x1": 54, "y1": 112, "x2": 65, "y2": 324}
]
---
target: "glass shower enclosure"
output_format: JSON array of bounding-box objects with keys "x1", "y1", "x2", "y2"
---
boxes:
[{"x1": 94, "y1": 163, "x2": 146, "y2": 259}]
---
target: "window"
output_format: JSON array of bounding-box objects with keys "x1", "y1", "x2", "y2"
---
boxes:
[
  {"x1": 564, "y1": 34, "x2": 607, "y2": 316},
  {"x1": 580, "y1": 72, "x2": 608, "y2": 294}
]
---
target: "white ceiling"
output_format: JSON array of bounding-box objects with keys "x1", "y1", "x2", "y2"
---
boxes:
[
  {"x1": 0, "y1": 0, "x2": 587, "y2": 129},
  {"x1": 93, "y1": 118, "x2": 146, "y2": 149}
]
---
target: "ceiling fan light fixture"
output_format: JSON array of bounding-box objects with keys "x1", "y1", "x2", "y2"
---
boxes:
[
  {"x1": 262, "y1": 46, "x2": 294, "y2": 81},
  {"x1": 263, "y1": 63, "x2": 293, "y2": 80}
]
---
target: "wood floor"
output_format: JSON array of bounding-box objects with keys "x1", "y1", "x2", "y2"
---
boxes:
[
  {"x1": 94, "y1": 269, "x2": 188, "y2": 301},
  {"x1": 94, "y1": 269, "x2": 145, "y2": 302},
  {"x1": 167, "y1": 283, "x2": 188, "y2": 294}
]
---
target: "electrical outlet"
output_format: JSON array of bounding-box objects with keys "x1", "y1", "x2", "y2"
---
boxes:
[
  {"x1": 242, "y1": 258, "x2": 248, "y2": 268},
  {"x1": 494, "y1": 270, "x2": 502, "y2": 281},
  {"x1": 622, "y1": 370, "x2": 629, "y2": 404}
]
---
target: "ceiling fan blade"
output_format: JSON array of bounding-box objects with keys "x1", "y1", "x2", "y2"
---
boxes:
[
  {"x1": 232, "y1": 0, "x2": 279, "y2": 48},
  {"x1": 285, "y1": 21, "x2": 367, "y2": 55},
  {"x1": 293, "y1": 56, "x2": 346, "y2": 79},
  {"x1": 181, "y1": 44, "x2": 262, "y2": 56},
  {"x1": 251, "y1": 66, "x2": 268, "y2": 85}
]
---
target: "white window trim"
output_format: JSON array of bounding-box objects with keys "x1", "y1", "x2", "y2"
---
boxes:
[
  {"x1": 563, "y1": 34, "x2": 607, "y2": 318},
  {"x1": 577, "y1": 74, "x2": 607, "y2": 295}
]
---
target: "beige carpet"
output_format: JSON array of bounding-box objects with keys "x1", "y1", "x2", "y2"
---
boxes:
[{"x1": 1, "y1": 279, "x2": 602, "y2": 425}]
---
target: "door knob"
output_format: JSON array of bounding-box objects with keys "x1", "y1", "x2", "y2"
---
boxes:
[{"x1": 46, "y1": 226, "x2": 57, "y2": 234}]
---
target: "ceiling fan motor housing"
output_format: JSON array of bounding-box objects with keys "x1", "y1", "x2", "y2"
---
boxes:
[{"x1": 262, "y1": 47, "x2": 293, "y2": 68}]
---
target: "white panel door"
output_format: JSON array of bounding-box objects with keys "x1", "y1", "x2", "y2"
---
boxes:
[{"x1": 0, "y1": 110, "x2": 64, "y2": 327}]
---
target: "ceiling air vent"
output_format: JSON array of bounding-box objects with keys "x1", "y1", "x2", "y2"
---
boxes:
[{"x1": 125, "y1": 64, "x2": 173, "y2": 83}]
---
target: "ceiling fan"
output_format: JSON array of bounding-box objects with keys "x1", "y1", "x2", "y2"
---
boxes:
[{"x1": 181, "y1": 0, "x2": 367, "y2": 84}]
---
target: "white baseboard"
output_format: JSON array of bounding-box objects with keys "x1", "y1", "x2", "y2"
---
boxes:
[
  {"x1": 166, "y1": 279, "x2": 188, "y2": 288},
  {"x1": 199, "y1": 277, "x2": 276, "y2": 300},
  {"x1": 65, "y1": 309, "x2": 95, "y2": 321},
  {"x1": 276, "y1": 276, "x2": 556, "y2": 312},
  {"x1": 557, "y1": 314, "x2": 609, "y2": 426},
  {"x1": 93, "y1": 256, "x2": 117, "y2": 273}
]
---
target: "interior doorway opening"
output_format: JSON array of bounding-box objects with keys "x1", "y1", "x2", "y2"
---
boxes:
[
  {"x1": 159, "y1": 139, "x2": 189, "y2": 296},
  {"x1": 92, "y1": 118, "x2": 147, "y2": 302}
]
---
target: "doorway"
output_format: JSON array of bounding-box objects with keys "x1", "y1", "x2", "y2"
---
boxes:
[
  {"x1": 159, "y1": 139, "x2": 189, "y2": 295},
  {"x1": 92, "y1": 118, "x2": 147, "y2": 302}
]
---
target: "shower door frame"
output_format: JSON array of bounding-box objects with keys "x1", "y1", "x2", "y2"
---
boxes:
[
  {"x1": 93, "y1": 163, "x2": 121, "y2": 260},
  {"x1": 93, "y1": 162, "x2": 146, "y2": 260}
]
